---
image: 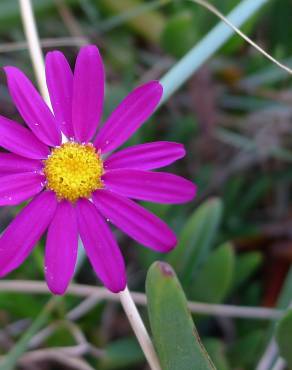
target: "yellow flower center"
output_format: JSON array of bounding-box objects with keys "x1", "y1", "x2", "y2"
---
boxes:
[{"x1": 44, "y1": 142, "x2": 103, "y2": 202}]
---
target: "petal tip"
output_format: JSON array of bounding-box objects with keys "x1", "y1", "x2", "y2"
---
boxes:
[
  {"x1": 47, "y1": 284, "x2": 67, "y2": 295},
  {"x1": 190, "y1": 182, "x2": 198, "y2": 200},
  {"x1": 3, "y1": 65, "x2": 22, "y2": 77},
  {"x1": 182, "y1": 180, "x2": 198, "y2": 203},
  {"x1": 148, "y1": 80, "x2": 163, "y2": 98},
  {"x1": 107, "y1": 278, "x2": 127, "y2": 293},
  {"x1": 164, "y1": 236, "x2": 177, "y2": 253},
  {"x1": 77, "y1": 44, "x2": 102, "y2": 60}
]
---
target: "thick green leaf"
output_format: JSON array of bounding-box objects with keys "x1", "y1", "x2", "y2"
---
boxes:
[
  {"x1": 189, "y1": 243, "x2": 235, "y2": 303},
  {"x1": 228, "y1": 329, "x2": 265, "y2": 369},
  {"x1": 275, "y1": 310, "x2": 292, "y2": 368},
  {"x1": 167, "y1": 198, "x2": 223, "y2": 282},
  {"x1": 146, "y1": 261, "x2": 216, "y2": 370},
  {"x1": 203, "y1": 338, "x2": 231, "y2": 370},
  {"x1": 232, "y1": 252, "x2": 262, "y2": 290}
]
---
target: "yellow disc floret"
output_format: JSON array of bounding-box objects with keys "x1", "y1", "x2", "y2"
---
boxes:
[{"x1": 44, "y1": 142, "x2": 103, "y2": 202}]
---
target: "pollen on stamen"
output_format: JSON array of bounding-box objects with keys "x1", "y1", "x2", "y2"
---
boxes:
[{"x1": 43, "y1": 142, "x2": 103, "y2": 202}]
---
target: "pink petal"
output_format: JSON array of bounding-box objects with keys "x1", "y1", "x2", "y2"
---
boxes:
[
  {"x1": 104, "y1": 141, "x2": 185, "y2": 170},
  {"x1": 72, "y1": 45, "x2": 104, "y2": 142},
  {"x1": 0, "y1": 191, "x2": 57, "y2": 277},
  {"x1": 77, "y1": 198, "x2": 126, "y2": 293},
  {"x1": 45, "y1": 51, "x2": 74, "y2": 138},
  {"x1": 45, "y1": 200, "x2": 78, "y2": 295},
  {"x1": 0, "y1": 153, "x2": 43, "y2": 174},
  {"x1": 4, "y1": 66, "x2": 61, "y2": 146},
  {"x1": 103, "y1": 169, "x2": 196, "y2": 204},
  {"x1": 0, "y1": 172, "x2": 45, "y2": 206},
  {"x1": 94, "y1": 81, "x2": 163, "y2": 153},
  {"x1": 0, "y1": 116, "x2": 50, "y2": 159},
  {"x1": 93, "y1": 190, "x2": 177, "y2": 252}
]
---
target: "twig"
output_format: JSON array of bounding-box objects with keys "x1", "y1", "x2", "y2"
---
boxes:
[
  {"x1": 0, "y1": 37, "x2": 87, "y2": 53},
  {"x1": 54, "y1": 0, "x2": 89, "y2": 43},
  {"x1": 20, "y1": 347, "x2": 95, "y2": 370},
  {"x1": 28, "y1": 323, "x2": 58, "y2": 348},
  {"x1": 190, "y1": 0, "x2": 292, "y2": 75},
  {"x1": 67, "y1": 295, "x2": 100, "y2": 321},
  {"x1": 256, "y1": 339, "x2": 278, "y2": 370},
  {"x1": 271, "y1": 358, "x2": 286, "y2": 370},
  {"x1": 0, "y1": 280, "x2": 285, "y2": 320},
  {"x1": 0, "y1": 297, "x2": 60, "y2": 370}
]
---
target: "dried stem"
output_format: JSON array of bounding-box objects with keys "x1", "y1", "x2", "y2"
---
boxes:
[
  {"x1": 256, "y1": 339, "x2": 278, "y2": 370},
  {"x1": 0, "y1": 280, "x2": 284, "y2": 320},
  {"x1": 0, "y1": 37, "x2": 86, "y2": 53},
  {"x1": 190, "y1": 0, "x2": 292, "y2": 75}
]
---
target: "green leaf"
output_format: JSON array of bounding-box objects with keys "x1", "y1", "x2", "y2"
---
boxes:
[
  {"x1": 160, "y1": 0, "x2": 269, "y2": 103},
  {"x1": 167, "y1": 198, "x2": 223, "y2": 283},
  {"x1": 99, "y1": 0, "x2": 165, "y2": 43},
  {"x1": 228, "y1": 329, "x2": 265, "y2": 369},
  {"x1": 101, "y1": 337, "x2": 144, "y2": 369},
  {"x1": 146, "y1": 261, "x2": 216, "y2": 370},
  {"x1": 160, "y1": 11, "x2": 199, "y2": 58},
  {"x1": 203, "y1": 338, "x2": 231, "y2": 370},
  {"x1": 276, "y1": 309, "x2": 292, "y2": 368},
  {"x1": 189, "y1": 243, "x2": 235, "y2": 303},
  {"x1": 232, "y1": 252, "x2": 262, "y2": 290}
]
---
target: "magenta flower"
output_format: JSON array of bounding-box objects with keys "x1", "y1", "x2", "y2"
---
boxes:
[{"x1": 0, "y1": 45, "x2": 196, "y2": 294}]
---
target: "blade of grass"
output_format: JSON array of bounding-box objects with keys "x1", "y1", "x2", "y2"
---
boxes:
[{"x1": 160, "y1": 0, "x2": 269, "y2": 103}]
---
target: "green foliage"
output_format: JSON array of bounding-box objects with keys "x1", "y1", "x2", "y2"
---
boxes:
[
  {"x1": 189, "y1": 242, "x2": 235, "y2": 303},
  {"x1": 99, "y1": 0, "x2": 165, "y2": 43},
  {"x1": 203, "y1": 338, "x2": 231, "y2": 370},
  {"x1": 232, "y1": 251, "x2": 262, "y2": 290},
  {"x1": 0, "y1": 0, "x2": 290, "y2": 369},
  {"x1": 0, "y1": 0, "x2": 79, "y2": 32},
  {"x1": 276, "y1": 310, "x2": 292, "y2": 368},
  {"x1": 228, "y1": 329, "x2": 265, "y2": 369},
  {"x1": 167, "y1": 198, "x2": 223, "y2": 283},
  {"x1": 146, "y1": 261, "x2": 216, "y2": 370},
  {"x1": 160, "y1": 11, "x2": 199, "y2": 58},
  {"x1": 101, "y1": 337, "x2": 144, "y2": 369},
  {"x1": 0, "y1": 297, "x2": 61, "y2": 370}
]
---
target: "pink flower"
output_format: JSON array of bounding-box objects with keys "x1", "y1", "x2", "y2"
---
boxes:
[{"x1": 0, "y1": 45, "x2": 196, "y2": 294}]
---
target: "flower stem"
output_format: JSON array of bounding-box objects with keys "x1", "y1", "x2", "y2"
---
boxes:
[
  {"x1": 119, "y1": 286, "x2": 161, "y2": 370},
  {"x1": 18, "y1": 0, "x2": 51, "y2": 107},
  {"x1": 18, "y1": 2, "x2": 160, "y2": 368},
  {"x1": 19, "y1": 0, "x2": 68, "y2": 144}
]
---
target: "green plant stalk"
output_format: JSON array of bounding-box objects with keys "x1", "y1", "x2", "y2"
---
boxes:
[
  {"x1": 160, "y1": 0, "x2": 269, "y2": 103},
  {"x1": 0, "y1": 296, "x2": 61, "y2": 370}
]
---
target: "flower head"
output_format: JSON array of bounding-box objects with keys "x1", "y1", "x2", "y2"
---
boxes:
[{"x1": 0, "y1": 45, "x2": 196, "y2": 294}]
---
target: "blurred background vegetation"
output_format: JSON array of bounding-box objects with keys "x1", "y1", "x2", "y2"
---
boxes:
[{"x1": 1, "y1": 0, "x2": 292, "y2": 369}]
